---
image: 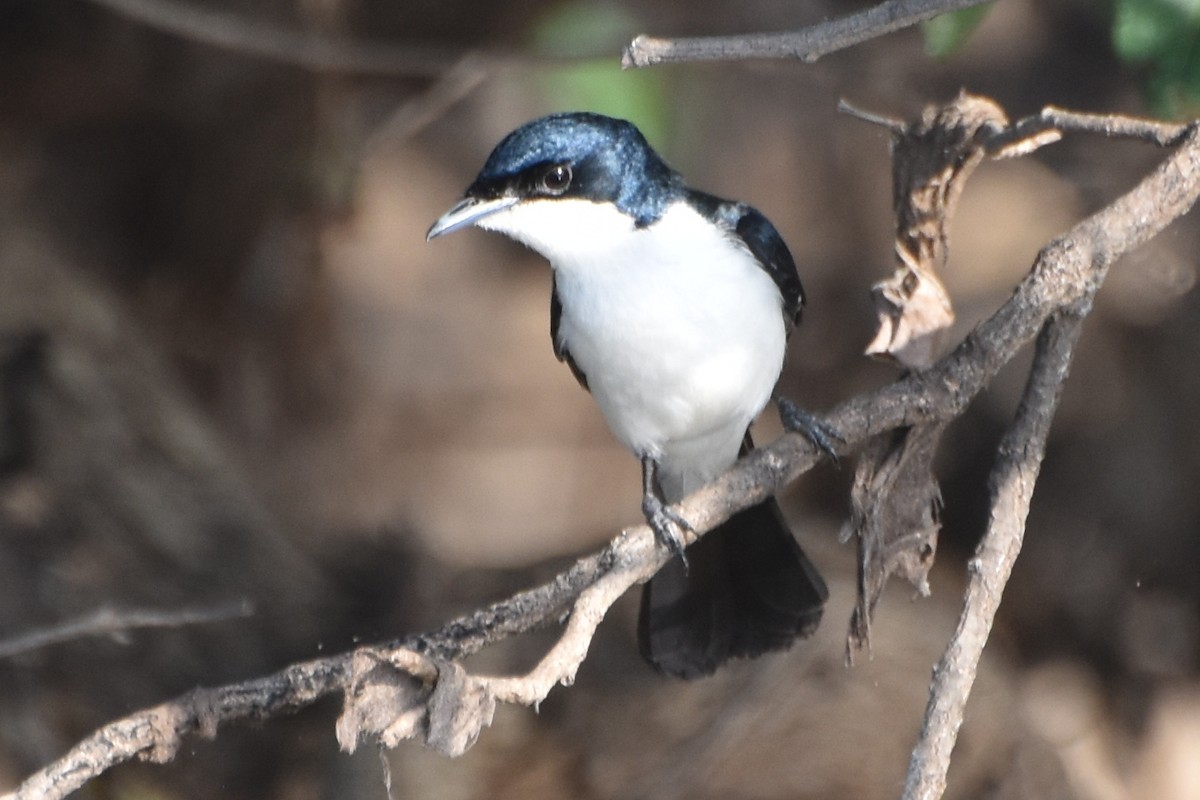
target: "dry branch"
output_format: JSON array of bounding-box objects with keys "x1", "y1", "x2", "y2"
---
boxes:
[
  {"x1": 4, "y1": 102, "x2": 1199, "y2": 800},
  {"x1": 889, "y1": 108, "x2": 1200, "y2": 800},
  {"x1": 622, "y1": 0, "x2": 992, "y2": 68},
  {"x1": 901, "y1": 308, "x2": 1087, "y2": 800}
]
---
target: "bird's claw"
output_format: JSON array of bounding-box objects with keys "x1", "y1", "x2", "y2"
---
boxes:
[
  {"x1": 777, "y1": 396, "x2": 844, "y2": 465},
  {"x1": 642, "y1": 493, "x2": 693, "y2": 570}
]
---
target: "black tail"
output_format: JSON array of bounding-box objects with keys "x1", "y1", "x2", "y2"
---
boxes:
[{"x1": 637, "y1": 498, "x2": 827, "y2": 679}]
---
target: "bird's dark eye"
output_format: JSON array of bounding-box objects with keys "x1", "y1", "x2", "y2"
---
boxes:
[{"x1": 540, "y1": 164, "x2": 572, "y2": 195}]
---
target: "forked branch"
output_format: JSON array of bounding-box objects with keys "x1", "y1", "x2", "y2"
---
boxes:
[{"x1": 4, "y1": 102, "x2": 1198, "y2": 800}]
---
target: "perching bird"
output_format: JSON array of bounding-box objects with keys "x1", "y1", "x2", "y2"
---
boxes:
[{"x1": 427, "y1": 112, "x2": 828, "y2": 678}]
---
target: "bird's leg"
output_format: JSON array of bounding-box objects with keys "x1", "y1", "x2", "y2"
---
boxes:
[
  {"x1": 640, "y1": 454, "x2": 693, "y2": 569},
  {"x1": 777, "y1": 396, "x2": 844, "y2": 465}
]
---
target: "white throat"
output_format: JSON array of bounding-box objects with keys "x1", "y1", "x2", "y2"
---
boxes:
[
  {"x1": 477, "y1": 197, "x2": 639, "y2": 268},
  {"x1": 481, "y1": 198, "x2": 789, "y2": 500}
]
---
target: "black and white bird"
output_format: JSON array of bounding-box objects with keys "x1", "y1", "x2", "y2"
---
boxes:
[{"x1": 427, "y1": 112, "x2": 828, "y2": 678}]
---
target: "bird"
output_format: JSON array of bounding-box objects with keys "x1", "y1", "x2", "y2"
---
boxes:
[{"x1": 427, "y1": 111, "x2": 829, "y2": 678}]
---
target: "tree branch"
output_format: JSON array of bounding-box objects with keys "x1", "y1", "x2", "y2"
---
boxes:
[
  {"x1": 622, "y1": 0, "x2": 993, "y2": 69},
  {"x1": 901, "y1": 308, "x2": 1087, "y2": 800},
  {"x1": 0, "y1": 601, "x2": 254, "y2": 660},
  {"x1": 4, "y1": 104, "x2": 1199, "y2": 800},
  {"x1": 83, "y1": 0, "x2": 595, "y2": 76}
]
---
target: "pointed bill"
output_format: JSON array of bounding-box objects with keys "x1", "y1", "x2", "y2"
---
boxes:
[{"x1": 426, "y1": 195, "x2": 520, "y2": 241}]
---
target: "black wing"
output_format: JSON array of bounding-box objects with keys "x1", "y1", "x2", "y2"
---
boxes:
[
  {"x1": 735, "y1": 207, "x2": 804, "y2": 328},
  {"x1": 688, "y1": 191, "x2": 805, "y2": 331},
  {"x1": 550, "y1": 275, "x2": 589, "y2": 391}
]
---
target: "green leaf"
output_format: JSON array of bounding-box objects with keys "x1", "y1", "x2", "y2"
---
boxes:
[
  {"x1": 530, "y1": 1, "x2": 671, "y2": 145},
  {"x1": 1113, "y1": 0, "x2": 1186, "y2": 61},
  {"x1": 1112, "y1": 0, "x2": 1200, "y2": 116},
  {"x1": 922, "y1": 4, "x2": 994, "y2": 58}
]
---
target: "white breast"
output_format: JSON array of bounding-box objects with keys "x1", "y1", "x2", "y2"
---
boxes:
[{"x1": 479, "y1": 198, "x2": 788, "y2": 500}]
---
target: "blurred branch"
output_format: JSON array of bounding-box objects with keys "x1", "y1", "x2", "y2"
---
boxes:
[
  {"x1": 83, "y1": 0, "x2": 589, "y2": 76},
  {"x1": 363, "y1": 55, "x2": 492, "y2": 153},
  {"x1": 4, "y1": 99, "x2": 1200, "y2": 800},
  {"x1": 0, "y1": 601, "x2": 254, "y2": 660},
  {"x1": 622, "y1": 0, "x2": 993, "y2": 68}
]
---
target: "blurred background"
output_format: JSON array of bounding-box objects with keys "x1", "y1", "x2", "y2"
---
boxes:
[{"x1": 2, "y1": 0, "x2": 1199, "y2": 797}]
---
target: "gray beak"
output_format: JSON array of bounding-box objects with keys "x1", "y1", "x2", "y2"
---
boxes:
[{"x1": 426, "y1": 195, "x2": 519, "y2": 241}]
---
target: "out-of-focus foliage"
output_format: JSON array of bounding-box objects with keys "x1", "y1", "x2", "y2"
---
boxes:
[
  {"x1": 925, "y1": 1, "x2": 1200, "y2": 118},
  {"x1": 1113, "y1": 0, "x2": 1200, "y2": 116},
  {"x1": 922, "y1": 4, "x2": 994, "y2": 58},
  {"x1": 532, "y1": 1, "x2": 671, "y2": 145}
]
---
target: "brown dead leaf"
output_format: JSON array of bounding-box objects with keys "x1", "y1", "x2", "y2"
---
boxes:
[
  {"x1": 842, "y1": 423, "x2": 944, "y2": 661},
  {"x1": 848, "y1": 92, "x2": 1010, "y2": 651},
  {"x1": 336, "y1": 649, "x2": 432, "y2": 754},
  {"x1": 866, "y1": 262, "x2": 955, "y2": 369},
  {"x1": 865, "y1": 91, "x2": 1007, "y2": 367}
]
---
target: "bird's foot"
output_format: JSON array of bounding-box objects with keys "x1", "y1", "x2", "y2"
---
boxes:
[
  {"x1": 642, "y1": 492, "x2": 693, "y2": 570},
  {"x1": 777, "y1": 396, "x2": 844, "y2": 465}
]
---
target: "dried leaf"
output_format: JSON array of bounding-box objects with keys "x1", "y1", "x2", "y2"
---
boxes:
[
  {"x1": 865, "y1": 262, "x2": 954, "y2": 368},
  {"x1": 336, "y1": 650, "x2": 431, "y2": 754},
  {"x1": 426, "y1": 662, "x2": 497, "y2": 757},
  {"x1": 864, "y1": 92, "x2": 1009, "y2": 366},
  {"x1": 842, "y1": 422, "x2": 945, "y2": 661},
  {"x1": 849, "y1": 93, "x2": 1012, "y2": 650},
  {"x1": 335, "y1": 648, "x2": 498, "y2": 758}
]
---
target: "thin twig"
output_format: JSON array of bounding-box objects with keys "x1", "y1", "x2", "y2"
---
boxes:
[
  {"x1": 622, "y1": 0, "x2": 992, "y2": 68},
  {"x1": 838, "y1": 98, "x2": 907, "y2": 132},
  {"x1": 987, "y1": 106, "x2": 1192, "y2": 157},
  {"x1": 363, "y1": 54, "x2": 493, "y2": 153},
  {"x1": 841, "y1": 97, "x2": 1191, "y2": 157},
  {"x1": 1041, "y1": 106, "x2": 1191, "y2": 146},
  {"x1": 0, "y1": 601, "x2": 254, "y2": 660}
]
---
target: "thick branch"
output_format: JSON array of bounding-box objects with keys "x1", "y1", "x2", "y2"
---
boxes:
[{"x1": 622, "y1": 0, "x2": 992, "y2": 68}]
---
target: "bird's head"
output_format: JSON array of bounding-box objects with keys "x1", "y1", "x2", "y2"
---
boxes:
[{"x1": 426, "y1": 113, "x2": 682, "y2": 260}]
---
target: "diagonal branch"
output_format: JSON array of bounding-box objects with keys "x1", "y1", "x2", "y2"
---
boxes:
[
  {"x1": 901, "y1": 308, "x2": 1088, "y2": 800},
  {"x1": 4, "y1": 106, "x2": 1199, "y2": 800},
  {"x1": 82, "y1": 0, "x2": 598, "y2": 76}
]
